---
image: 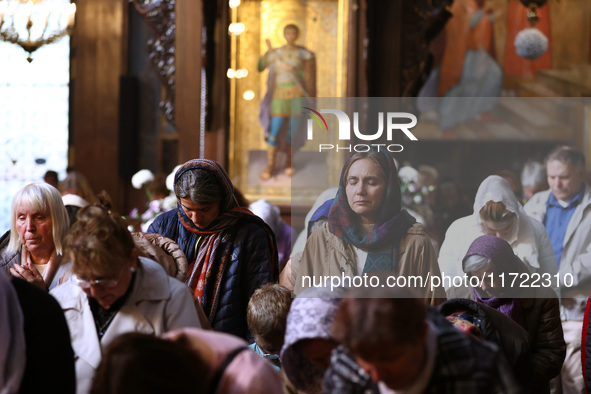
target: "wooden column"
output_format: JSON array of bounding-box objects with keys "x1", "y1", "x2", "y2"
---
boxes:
[
  {"x1": 348, "y1": 0, "x2": 367, "y2": 97},
  {"x1": 366, "y1": 0, "x2": 402, "y2": 96},
  {"x1": 175, "y1": 0, "x2": 203, "y2": 162},
  {"x1": 550, "y1": 0, "x2": 591, "y2": 69},
  {"x1": 71, "y1": 0, "x2": 126, "y2": 209}
]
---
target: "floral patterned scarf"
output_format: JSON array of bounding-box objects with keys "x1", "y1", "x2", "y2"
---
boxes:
[
  {"x1": 175, "y1": 159, "x2": 277, "y2": 323},
  {"x1": 281, "y1": 286, "x2": 346, "y2": 392},
  {"x1": 327, "y1": 149, "x2": 415, "y2": 273}
]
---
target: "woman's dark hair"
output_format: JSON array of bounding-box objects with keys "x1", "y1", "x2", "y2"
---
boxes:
[
  {"x1": 233, "y1": 187, "x2": 250, "y2": 207},
  {"x1": 175, "y1": 168, "x2": 224, "y2": 206},
  {"x1": 332, "y1": 287, "x2": 426, "y2": 361},
  {"x1": 90, "y1": 333, "x2": 208, "y2": 394},
  {"x1": 146, "y1": 174, "x2": 170, "y2": 199},
  {"x1": 65, "y1": 205, "x2": 81, "y2": 227}
]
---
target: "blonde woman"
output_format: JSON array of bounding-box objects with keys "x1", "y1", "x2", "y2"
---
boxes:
[{"x1": 0, "y1": 183, "x2": 70, "y2": 290}]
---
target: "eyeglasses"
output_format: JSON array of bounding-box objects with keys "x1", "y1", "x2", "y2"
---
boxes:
[{"x1": 72, "y1": 265, "x2": 133, "y2": 289}]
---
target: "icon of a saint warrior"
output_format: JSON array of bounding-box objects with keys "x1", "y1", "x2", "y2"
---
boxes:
[{"x1": 258, "y1": 24, "x2": 316, "y2": 180}]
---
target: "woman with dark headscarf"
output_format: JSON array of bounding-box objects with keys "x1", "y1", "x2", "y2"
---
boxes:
[
  {"x1": 294, "y1": 148, "x2": 445, "y2": 303},
  {"x1": 148, "y1": 159, "x2": 278, "y2": 339},
  {"x1": 463, "y1": 235, "x2": 565, "y2": 393}
]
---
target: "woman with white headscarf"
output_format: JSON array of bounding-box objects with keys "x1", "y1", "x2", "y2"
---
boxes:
[{"x1": 438, "y1": 175, "x2": 557, "y2": 299}]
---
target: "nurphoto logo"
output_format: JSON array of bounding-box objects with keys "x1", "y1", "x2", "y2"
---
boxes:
[{"x1": 302, "y1": 107, "x2": 419, "y2": 152}]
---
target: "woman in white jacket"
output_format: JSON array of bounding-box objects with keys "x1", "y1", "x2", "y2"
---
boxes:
[
  {"x1": 438, "y1": 175, "x2": 557, "y2": 299},
  {"x1": 51, "y1": 206, "x2": 201, "y2": 394}
]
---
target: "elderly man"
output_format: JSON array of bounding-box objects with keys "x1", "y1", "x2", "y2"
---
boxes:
[
  {"x1": 525, "y1": 145, "x2": 591, "y2": 393},
  {"x1": 325, "y1": 287, "x2": 519, "y2": 393}
]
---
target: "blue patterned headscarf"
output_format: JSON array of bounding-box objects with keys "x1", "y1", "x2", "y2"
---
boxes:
[{"x1": 327, "y1": 148, "x2": 415, "y2": 273}]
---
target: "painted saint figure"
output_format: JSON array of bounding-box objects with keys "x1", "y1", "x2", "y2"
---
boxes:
[{"x1": 258, "y1": 24, "x2": 316, "y2": 180}]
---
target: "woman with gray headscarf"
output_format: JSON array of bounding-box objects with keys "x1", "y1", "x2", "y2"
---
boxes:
[{"x1": 147, "y1": 159, "x2": 278, "y2": 340}]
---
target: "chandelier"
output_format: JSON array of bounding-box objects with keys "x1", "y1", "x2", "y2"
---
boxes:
[{"x1": 0, "y1": 0, "x2": 76, "y2": 62}]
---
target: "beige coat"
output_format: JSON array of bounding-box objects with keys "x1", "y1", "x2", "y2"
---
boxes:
[
  {"x1": 293, "y1": 222, "x2": 446, "y2": 305},
  {"x1": 51, "y1": 257, "x2": 201, "y2": 394}
]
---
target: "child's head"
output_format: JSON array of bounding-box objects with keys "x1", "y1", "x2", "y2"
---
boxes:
[{"x1": 247, "y1": 283, "x2": 293, "y2": 353}]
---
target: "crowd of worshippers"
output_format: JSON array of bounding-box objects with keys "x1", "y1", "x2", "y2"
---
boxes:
[{"x1": 2, "y1": 145, "x2": 591, "y2": 393}]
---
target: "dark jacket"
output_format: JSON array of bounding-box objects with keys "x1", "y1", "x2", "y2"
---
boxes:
[
  {"x1": 519, "y1": 287, "x2": 565, "y2": 393},
  {"x1": 584, "y1": 296, "x2": 591, "y2": 393},
  {"x1": 148, "y1": 209, "x2": 278, "y2": 340},
  {"x1": 12, "y1": 277, "x2": 76, "y2": 394},
  {"x1": 323, "y1": 310, "x2": 520, "y2": 394},
  {"x1": 439, "y1": 298, "x2": 530, "y2": 374},
  {"x1": 442, "y1": 289, "x2": 564, "y2": 393}
]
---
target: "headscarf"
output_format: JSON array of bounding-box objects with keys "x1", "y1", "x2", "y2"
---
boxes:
[
  {"x1": 174, "y1": 159, "x2": 278, "y2": 322},
  {"x1": 463, "y1": 235, "x2": 529, "y2": 326},
  {"x1": 61, "y1": 193, "x2": 89, "y2": 208},
  {"x1": 249, "y1": 199, "x2": 291, "y2": 271},
  {"x1": 0, "y1": 272, "x2": 26, "y2": 394},
  {"x1": 473, "y1": 175, "x2": 550, "y2": 267},
  {"x1": 327, "y1": 149, "x2": 415, "y2": 273},
  {"x1": 249, "y1": 199, "x2": 282, "y2": 236},
  {"x1": 281, "y1": 287, "x2": 346, "y2": 393},
  {"x1": 473, "y1": 176, "x2": 524, "y2": 244},
  {"x1": 291, "y1": 187, "x2": 338, "y2": 255}
]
